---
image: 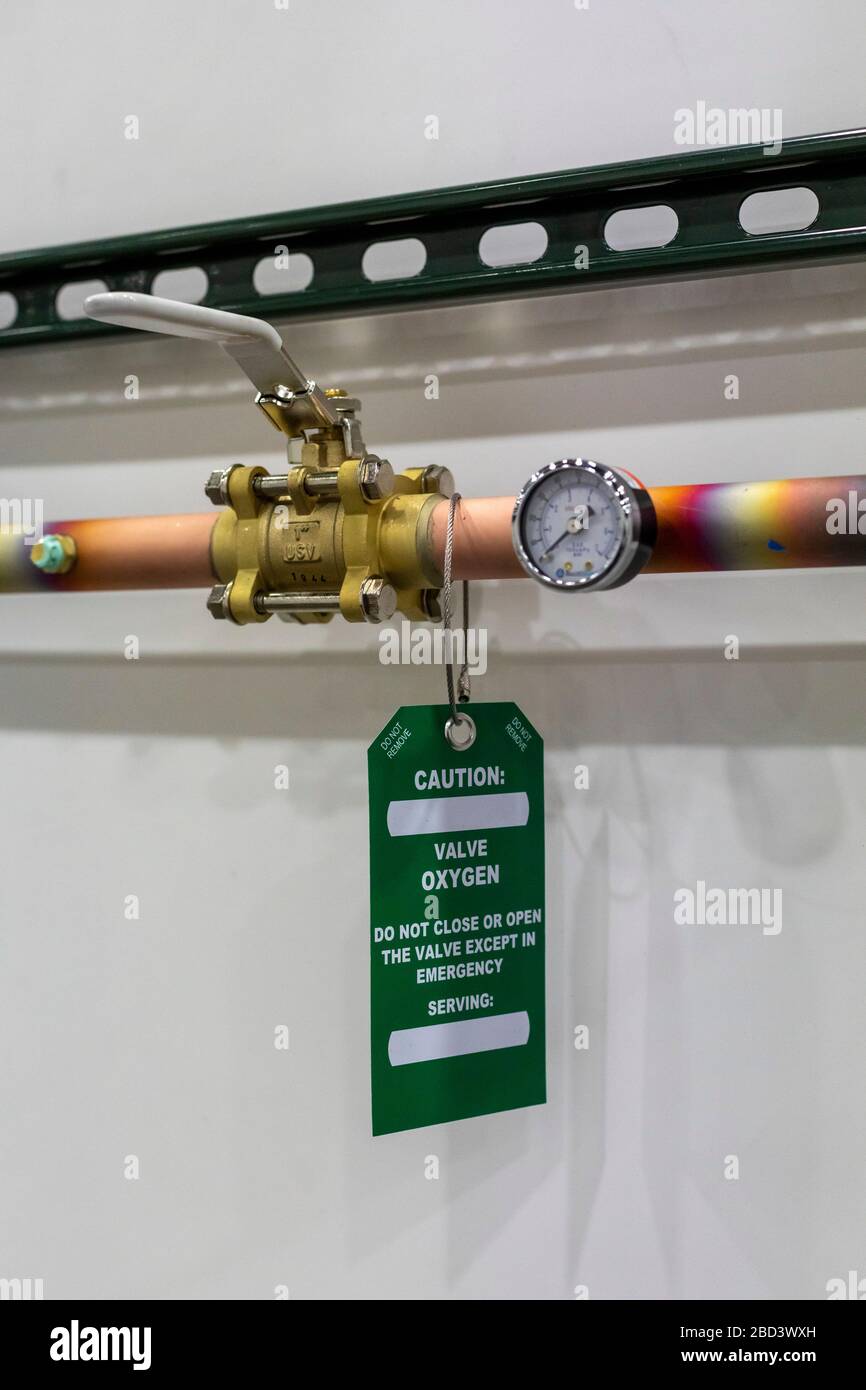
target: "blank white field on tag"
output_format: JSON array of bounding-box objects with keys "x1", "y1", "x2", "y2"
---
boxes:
[
  {"x1": 388, "y1": 1010, "x2": 530, "y2": 1066},
  {"x1": 387, "y1": 791, "x2": 529, "y2": 837}
]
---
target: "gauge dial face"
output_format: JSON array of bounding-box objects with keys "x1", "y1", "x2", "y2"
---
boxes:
[{"x1": 518, "y1": 465, "x2": 627, "y2": 586}]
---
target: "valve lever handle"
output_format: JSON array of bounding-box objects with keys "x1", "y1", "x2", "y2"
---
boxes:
[{"x1": 84, "y1": 292, "x2": 338, "y2": 427}]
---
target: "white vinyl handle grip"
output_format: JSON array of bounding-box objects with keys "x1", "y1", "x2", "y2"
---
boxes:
[
  {"x1": 84, "y1": 291, "x2": 284, "y2": 350},
  {"x1": 84, "y1": 291, "x2": 313, "y2": 399}
]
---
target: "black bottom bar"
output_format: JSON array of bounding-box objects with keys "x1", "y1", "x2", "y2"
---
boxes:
[{"x1": 2, "y1": 1297, "x2": 862, "y2": 1375}]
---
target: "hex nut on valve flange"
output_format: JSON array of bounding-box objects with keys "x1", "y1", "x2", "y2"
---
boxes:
[
  {"x1": 419, "y1": 465, "x2": 455, "y2": 498},
  {"x1": 207, "y1": 583, "x2": 234, "y2": 620},
  {"x1": 359, "y1": 576, "x2": 397, "y2": 623},
  {"x1": 205, "y1": 466, "x2": 240, "y2": 507},
  {"x1": 359, "y1": 457, "x2": 395, "y2": 501}
]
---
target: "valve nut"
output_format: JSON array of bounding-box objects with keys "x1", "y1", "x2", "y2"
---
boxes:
[
  {"x1": 420, "y1": 465, "x2": 455, "y2": 498},
  {"x1": 206, "y1": 583, "x2": 234, "y2": 621},
  {"x1": 205, "y1": 465, "x2": 239, "y2": 507},
  {"x1": 359, "y1": 456, "x2": 395, "y2": 501},
  {"x1": 359, "y1": 576, "x2": 397, "y2": 623}
]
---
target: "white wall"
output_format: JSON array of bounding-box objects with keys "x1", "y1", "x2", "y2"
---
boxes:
[{"x1": 1, "y1": 0, "x2": 866, "y2": 1299}]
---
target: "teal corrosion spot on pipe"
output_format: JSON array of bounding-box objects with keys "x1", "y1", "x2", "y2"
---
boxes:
[{"x1": 30, "y1": 533, "x2": 77, "y2": 575}]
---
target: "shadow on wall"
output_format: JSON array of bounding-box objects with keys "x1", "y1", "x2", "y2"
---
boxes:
[
  {"x1": 1, "y1": 262, "x2": 866, "y2": 464},
  {"x1": 1, "y1": 644, "x2": 865, "y2": 745}
]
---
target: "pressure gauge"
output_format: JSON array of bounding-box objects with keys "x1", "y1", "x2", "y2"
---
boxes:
[{"x1": 511, "y1": 458, "x2": 656, "y2": 591}]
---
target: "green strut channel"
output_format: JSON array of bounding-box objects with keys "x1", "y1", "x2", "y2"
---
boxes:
[{"x1": 2, "y1": 128, "x2": 866, "y2": 349}]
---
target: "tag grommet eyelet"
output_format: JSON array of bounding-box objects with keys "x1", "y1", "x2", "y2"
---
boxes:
[{"x1": 444, "y1": 712, "x2": 476, "y2": 751}]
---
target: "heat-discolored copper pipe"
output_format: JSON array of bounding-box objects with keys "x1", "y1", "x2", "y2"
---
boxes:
[
  {"x1": 644, "y1": 476, "x2": 866, "y2": 573},
  {"x1": 429, "y1": 478, "x2": 866, "y2": 578}
]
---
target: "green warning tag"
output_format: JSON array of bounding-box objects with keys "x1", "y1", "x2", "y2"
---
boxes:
[{"x1": 368, "y1": 702, "x2": 545, "y2": 1136}]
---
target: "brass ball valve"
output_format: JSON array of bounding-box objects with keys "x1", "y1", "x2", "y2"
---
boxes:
[{"x1": 84, "y1": 292, "x2": 455, "y2": 625}]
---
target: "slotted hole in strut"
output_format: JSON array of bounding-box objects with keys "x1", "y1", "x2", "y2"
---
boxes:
[
  {"x1": 479, "y1": 221, "x2": 548, "y2": 267},
  {"x1": 55, "y1": 279, "x2": 109, "y2": 321},
  {"x1": 604, "y1": 205, "x2": 679, "y2": 251},
  {"x1": 254, "y1": 251, "x2": 314, "y2": 295},
  {"x1": 0, "y1": 291, "x2": 17, "y2": 330},
  {"x1": 739, "y1": 187, "x2": 820, "y2": 235},
  {"x1": 362, "y1": 238, "x2": 427, "y2": 282},
  {"x1": 150, "y1": 266, "x2": 209, "y2": 303}
]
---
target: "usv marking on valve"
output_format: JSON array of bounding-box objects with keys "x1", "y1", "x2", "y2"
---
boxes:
[{"x1": 368, "y1": 702, "x2": 545, "y2": 1135}]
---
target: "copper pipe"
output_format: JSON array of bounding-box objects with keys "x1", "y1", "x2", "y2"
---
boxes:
[
  {"x1": 430, "y1": 477, "x2": 866, "y2": 578},
  {"x1": 0, "y1": 497, "x2": 524, "y2": 592},
  {"x1": 0, "y1": 514, "x2": 216, "y2": 592},
  {"x1": 2, "y1": 477, "x2": 865, "y2": 594},
  {"x1": 429, "y1": 497, "x2": 524, "y2": 580},
  {"x1": 644, "y1": 476, "x2": 866, "y2": 572}
]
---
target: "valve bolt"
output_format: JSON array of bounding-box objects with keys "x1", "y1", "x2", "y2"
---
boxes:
[{"x1": 360, "y1": 576, "x2": 397, "y2": 623}]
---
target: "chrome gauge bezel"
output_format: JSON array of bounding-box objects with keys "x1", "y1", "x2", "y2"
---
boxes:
[{"x1": 511, "y1": 458, "x2": 656, "y2": 592}]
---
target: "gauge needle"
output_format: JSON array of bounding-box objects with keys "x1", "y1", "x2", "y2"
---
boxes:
[{"x1": 541, "y1": 506, "x2": 591, "y2": 561}]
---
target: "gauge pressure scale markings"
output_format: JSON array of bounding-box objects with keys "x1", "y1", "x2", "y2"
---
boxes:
[{"x1": 512, "y1": 459, "x2": 657, "y2": 591}]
